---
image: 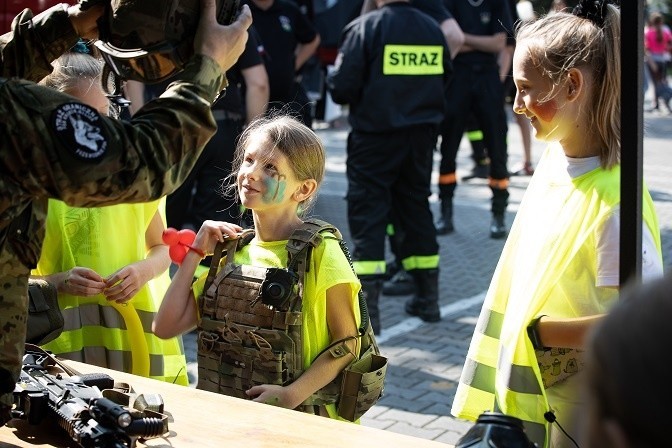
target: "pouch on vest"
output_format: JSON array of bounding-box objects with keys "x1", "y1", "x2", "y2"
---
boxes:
[
  {"x1": 26, "y1": 278, "x2": 64, "y2": 346},
  {"x1": 335, "y1": 323, "x2": 387, "y2": 422}
]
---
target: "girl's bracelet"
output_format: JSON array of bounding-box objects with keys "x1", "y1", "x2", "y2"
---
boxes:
[{"x1": 186, "y1": 245, "x2": 206, "y2": 258}]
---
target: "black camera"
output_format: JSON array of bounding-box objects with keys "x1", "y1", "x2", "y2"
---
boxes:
[
  {"x1": 260, "y1": 268, "x2": 297, "y2": 309},
  {"x1": 456, "y1": 412, "x2": 538, "y2": 448}
]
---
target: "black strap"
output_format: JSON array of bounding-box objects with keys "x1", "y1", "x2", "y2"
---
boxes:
[{"x1": 287, "y1": 218, "x2": 370, "y2": 336}]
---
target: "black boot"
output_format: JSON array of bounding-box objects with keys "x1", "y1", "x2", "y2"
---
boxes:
[
  {"x1": 462, "y1": 157, "x2": 490, "y2": 181},
  {"x1": 436, "y1": 183, "x2": 456, "y2": 235},
  {"x1": 490, "y1": 213, "x2": 506, "y2": 239},
  {"x1": 489, "y1": 186, "x2": 509, "y2": 239},
  {"x1": 436, "y1": 199, "x2": 454, "y2": 235},
  {"x1": 361, "y1": 279, "x2": 382, "y2": 335},
  {"x1": 404, "y1": 269, "x2": 441, "y2": 322},
  {"x1": 382, "y1": 269, "x2": 416, "y2": 296}
]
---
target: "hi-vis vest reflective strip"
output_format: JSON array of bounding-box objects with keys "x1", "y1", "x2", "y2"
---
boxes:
[{"x1": 383, "y1": 44, "x2": 444, "y2": 75}]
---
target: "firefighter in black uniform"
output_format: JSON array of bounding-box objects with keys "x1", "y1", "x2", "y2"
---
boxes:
[
  {"x1": 437, "y1": 0, "x2": 513, "y2": 239},
  {"x1": 327, "y1": 0, "x2": 452, "y2": 334}
]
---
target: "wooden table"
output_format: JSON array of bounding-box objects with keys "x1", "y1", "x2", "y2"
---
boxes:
[{"x1": 1, "y1": 360, "x2": 451, "y2": 448}]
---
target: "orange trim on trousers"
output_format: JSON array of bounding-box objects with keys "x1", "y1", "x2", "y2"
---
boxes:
[
  {"x1": 438, "y1": 173, "x2": 457, "y2": 185},
  {"x1": 488, "y1": 178, "x2": 509, "y2": 189}
]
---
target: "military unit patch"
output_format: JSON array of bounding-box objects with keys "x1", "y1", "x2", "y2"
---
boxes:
[{"x1": 52, "y1": 103, "x2": 108, "y2": 161}]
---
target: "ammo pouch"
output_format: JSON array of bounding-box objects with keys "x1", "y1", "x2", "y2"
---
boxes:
[
  {"x1": 26, "y1": 279, "x2": 64, "y2": 346},
  {"x1": 197, "y1": 219, "x2": 387, "y2": 420},
  {"x1": 328, "y1": 323, "x2": 387, "y2": 422}
]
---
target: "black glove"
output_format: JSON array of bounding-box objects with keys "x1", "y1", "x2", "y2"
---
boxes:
[{"x1": 78, "y1": 0, "x2": 110, "y2": 11}]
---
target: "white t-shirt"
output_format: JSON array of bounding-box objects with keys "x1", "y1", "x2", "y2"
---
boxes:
[{"x1": 565, "y1": 156, "x2": 663, "y2": 287}]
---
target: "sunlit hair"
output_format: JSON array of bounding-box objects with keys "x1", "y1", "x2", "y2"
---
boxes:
[
  {"x1": 515, "y1": 4, "x2": 621, "y2": 169},
  {"x1": 224, "y1": 114, "x2": 326, "y2": 217},
  {"x1": 39, "y1": 52, "x2": 104, "y2": 96}
]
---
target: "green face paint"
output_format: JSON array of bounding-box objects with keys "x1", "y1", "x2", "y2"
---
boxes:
[{"x1": 262, "y1": 174, "x2": 287, "y2": 204}]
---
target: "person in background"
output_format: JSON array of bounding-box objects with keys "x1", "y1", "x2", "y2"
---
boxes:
[
  {"x1": 33, "y1": 45, "x2": 189, "y2": 385},
  {"x1": 451, "y1": 2, "x2": 663, "y2": 447},
  {"x1": 328, "y1": 0, "x2": 452, "y2": 333},
  {"x1": 456, "y1": 0, "x2": 535, "y2": 184},
  {"x1": 0, "y1": 0, "x2": 251, "y2": 424},
  {"x1": 644, "y1": 11, "x2": 672, "y2": 113},
  {"x1": 360, "y1": 0, "x2": 464, "y2": 297},
  {"x1": 435, "y1": 0, "x2": 513, "y2": 240},
  {"x1": 246, "y1": 0, "x2": 321, "y2": 128},
  {"x1": 506, "y1": 0, "x2": 535, "y2": 177},
  {"x1": 131, "y1": 26, "x2": 269, "y2": 255},
  {"x1": 361, "y1": 0, "x2": 464, "y2": 58},
  {"x1": 153, "y1": 115, "x2": 361, "y2": 419},
  {"x1": 583, "y1": 273, "x2": 672, "y2": 448},
  {"x1": 165, "y1": 26, "x2": 269, "y2": 266}
]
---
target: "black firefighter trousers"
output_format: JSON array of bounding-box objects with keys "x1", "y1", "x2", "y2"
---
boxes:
[{"x1": 346, "y1": 125, "x2": 440, "y2": 276}]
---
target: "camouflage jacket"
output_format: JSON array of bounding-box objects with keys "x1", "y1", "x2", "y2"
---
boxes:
[{"x1": 0, "y1": 5, "x2": 227, "y2": 412}]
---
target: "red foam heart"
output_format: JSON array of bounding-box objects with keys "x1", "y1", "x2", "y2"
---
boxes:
[
  {"x1": 162, "y1": 227, "x2": 179, "y2": 246},
  {"x1": 169, "y1": 244, "x2": 188, "y2": 264},
  {"x1": 178, "y1": 229, "x2": 196, "y2": 245}
]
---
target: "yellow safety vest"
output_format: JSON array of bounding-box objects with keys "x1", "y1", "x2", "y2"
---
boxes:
[
  {"x1": 451, "y1": 144, "x2": 662, "y2": 447},
  {"x1": 33, "y1": 197, "x2": 189, "y2": 385}
]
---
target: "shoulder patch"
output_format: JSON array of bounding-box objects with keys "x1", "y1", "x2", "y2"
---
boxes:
[{"x1": 51, "y1": 102, "x2": 109, "y2": 161}]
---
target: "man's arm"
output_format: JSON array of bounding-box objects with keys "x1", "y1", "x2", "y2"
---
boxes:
[
  {"x1": 326, "y1": 23, "x2": 365, "y2": 106},
  {"x1": 241, "y1": 64, "x2": 269, "y2": 124},
  {"x1": 498, "y1": 43, "x2": 515, "y2": 83},
  {"x1": 1, "y1": 0, "x2": 253, "y2": 207},
  {"x1": 441, "y1": 18, "x2": 464, "y2": 59},
  {"x1": 459, "y1": 31, "x2": 507, "y2": 55},
  {"x1": 295, "y1": 35, "x2": 320, "y2": 72}
]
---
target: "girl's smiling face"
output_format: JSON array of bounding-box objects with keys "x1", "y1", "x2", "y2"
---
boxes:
[
  {"x1": 237, "y1": 135, "x2": 302, "y2": 212},
  {"x1": 512, "y1": 42, "x2": 565, "y2": 141}
]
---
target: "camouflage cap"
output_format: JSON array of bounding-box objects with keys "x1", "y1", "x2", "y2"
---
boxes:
[{"x1": 95, "y1": 0, "x2": 239, "y2": 83}]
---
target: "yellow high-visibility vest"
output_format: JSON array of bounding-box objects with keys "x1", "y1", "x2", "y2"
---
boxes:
[{"x1": 451, "y1": 144, "x2": 662, "y2": 447}]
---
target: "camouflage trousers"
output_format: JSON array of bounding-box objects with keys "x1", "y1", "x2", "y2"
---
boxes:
[{"x1": 0, "y1": 265, "x2": 30, "y2": 424}]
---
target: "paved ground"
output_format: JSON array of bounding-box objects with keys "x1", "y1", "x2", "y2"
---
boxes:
[{"x1": 182, "y1": 105, "x2": 672, "y2": 446}]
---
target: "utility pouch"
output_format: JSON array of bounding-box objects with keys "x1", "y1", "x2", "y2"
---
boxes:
[
  {"x1": 26, "y1": 278, "x2": 64, "y2": 345},
  {"x1": 535, "y1": 347, "x2": 585, "y2": 389},
  {"x1": 336, "y1": 328, "x2": 388, "y2": 422}
]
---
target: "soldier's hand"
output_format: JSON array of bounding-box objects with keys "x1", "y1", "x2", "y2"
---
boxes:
[
  {"x1": 194, "y1": 0, "x2": 252, "y2": 73},
  {"x1": 67, "y1": 3, "x2": 106, "y2": 41}
]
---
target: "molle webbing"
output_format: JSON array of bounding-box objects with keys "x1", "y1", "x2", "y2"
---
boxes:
[{"x1": 196, "y1": 219, "x2": 346, "y2": 406}]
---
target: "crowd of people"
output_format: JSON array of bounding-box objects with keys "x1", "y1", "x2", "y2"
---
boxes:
[{"x1": 0, "y1": 1, "x2": 666, "y2": 447}]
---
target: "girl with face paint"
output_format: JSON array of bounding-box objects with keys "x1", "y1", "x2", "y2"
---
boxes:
[
  {"x1": 451, "y1": 2, "x2": 664, "y2": 448},
  {"x1": 154, "y1": 115, "x2": 362, "y2": 419}
]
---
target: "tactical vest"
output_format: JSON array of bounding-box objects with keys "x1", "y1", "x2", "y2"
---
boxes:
[{"x1": 196, "y1": 219, "x2": 382, "y2": 417}]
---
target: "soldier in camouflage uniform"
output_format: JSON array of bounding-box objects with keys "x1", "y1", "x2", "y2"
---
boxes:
[{"x1": 0, "y1": 0, "x2": 252, "y2": 424}]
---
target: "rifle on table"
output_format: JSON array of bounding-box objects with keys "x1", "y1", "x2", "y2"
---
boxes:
[{"x1": 12, "y1": 344, "x2": 168, "y2": 448}]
